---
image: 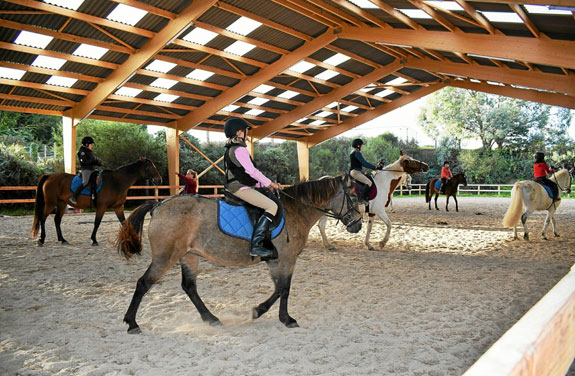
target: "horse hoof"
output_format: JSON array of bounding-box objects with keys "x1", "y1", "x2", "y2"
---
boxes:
[
  {"x1": 554, "y1": 233, "x2": 560, "y2": 238},
  {"x1": 286, "y1": 321, "x2": 299, "y2": 328},
  {"x1": 36, "y1": 241, "x2": 44, "y2": 247},
  {"x1": 209, "y1": 319, "x2": 222, "y2": 327},
  {"x1": 61, "y1": 240, "x2": 68, "y2": 245},
  {"x1": 92, "y1": 241, "x2": 99, "y2": 247},
  {"x1": 127, "y1": 327, "x2": 142, "y2": 335}
]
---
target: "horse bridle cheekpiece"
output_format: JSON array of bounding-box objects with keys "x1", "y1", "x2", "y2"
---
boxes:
[{"x1": 553, "y1": 168, "x2": 572, "y2": 194}]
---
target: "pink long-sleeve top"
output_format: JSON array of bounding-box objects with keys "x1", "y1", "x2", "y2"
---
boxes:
[{"x1": 234, "y1": 146, "x2": 272, "y2": 189}]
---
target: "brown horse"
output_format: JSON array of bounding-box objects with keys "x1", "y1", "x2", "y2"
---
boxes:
[
  {"x1": 425, "y1": 173, "x2": 468, "y2": 212},
  {"x1": 31, "y1": 157, "x2": 161, "y2": 246},
  {"x1": 115, "y1": 175, "x2": 362, "y2": 334}
]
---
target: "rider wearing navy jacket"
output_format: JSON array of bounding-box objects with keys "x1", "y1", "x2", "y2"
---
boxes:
[
  {"x1": 70, "y1": 136, "x2": 102, "y2": 204},
  {"x1": 349, "y1": 138, "x2": 382, "y2": 204}
]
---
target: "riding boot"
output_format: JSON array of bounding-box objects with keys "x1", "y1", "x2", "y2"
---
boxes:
[
  {"x1": 358, "y1": 184, "x2": 370, "y2": 204},
  {"x1": 250, "y1": 212, "x2": 277, "y2": 259},
  {"x1": 439, "y1": 183, "x2": 445, "y2": 194},
  {"x1": 70, "y1": 184, "x2": 84, "y2": 204}
]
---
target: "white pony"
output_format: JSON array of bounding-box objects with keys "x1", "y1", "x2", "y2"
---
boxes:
[
  {"x1": 502, "y1": 168, "x2": 572, "y2": 240},
  {"x1": 317, "y1": 152, "x2": 428, "y2": 250}
]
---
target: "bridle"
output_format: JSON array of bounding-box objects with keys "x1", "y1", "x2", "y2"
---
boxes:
[
  {"x1": 552, "y1": 168, "x2": 572, "y2": 194},
  {"x1": 279, "y1": 175, "x2": 362, "y2": 228}
]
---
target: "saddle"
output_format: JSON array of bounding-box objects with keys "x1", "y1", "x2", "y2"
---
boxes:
[
  {"x1": 71, "y1": 171, "x2": 103, "y2": 196},
  {"x1": 353, "y1": 175, "x2": 377, "y2": 201},
  {"x1": 217, "y1": 189, "x2": 285, "y2": 241},
  {"x1": 434, "y1": 179, "x2": 443, "y2": 190},
  {"x1": 535, "y1": 182, "x2": 556, "y2": 200}
]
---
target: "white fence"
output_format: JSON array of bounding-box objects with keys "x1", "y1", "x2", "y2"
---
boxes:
[{"x1": 396, "y1": 183, "x2": 575, "y2": 198}]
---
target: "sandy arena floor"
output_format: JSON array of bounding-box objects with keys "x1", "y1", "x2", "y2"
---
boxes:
[{"x1": 1, "y1": 196, "x2": 574, "y2": 375}]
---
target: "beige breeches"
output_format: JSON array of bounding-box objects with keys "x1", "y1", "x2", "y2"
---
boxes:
[
  {"x1": 350, "y1": 170, "x2": 372, "y2": 186},
  {"x1": 233, "y1": 187, "x2": 278, "y2": 216}
]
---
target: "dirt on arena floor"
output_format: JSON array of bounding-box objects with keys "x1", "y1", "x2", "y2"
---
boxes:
[{"x1": 1, "y1": 196, "x2": 574, "y2": 375}]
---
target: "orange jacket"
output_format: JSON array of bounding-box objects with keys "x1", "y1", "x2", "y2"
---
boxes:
[{"x1": 441, "y1": 167, "x2": 453, "y2": 179}]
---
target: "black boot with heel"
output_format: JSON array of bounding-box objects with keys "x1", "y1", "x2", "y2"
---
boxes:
[{"x1": 250, "y1": 212, "x2": 278, "y2": 260}]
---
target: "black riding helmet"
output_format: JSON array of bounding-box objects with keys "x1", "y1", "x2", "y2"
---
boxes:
[
  {"x1": 535, "y1": 152, "x2": 545, "y2": 163},
  {"x1": 224, "y1": 117, "x2": 251, "y2": 138},
  {"x1": 352, "y1": 138, "x2": 364, "y2": 148},
  {"x1": 81, "y1": 136, "x2": 94, "y2": 146}
]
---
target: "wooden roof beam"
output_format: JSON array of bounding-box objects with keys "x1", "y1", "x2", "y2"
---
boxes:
[
  {"x1": 250, "y1": 60, "x2": 402, "y2": 139},
  {"x1": 108, "y1": 0, "x2": 177, "y2": 20},
  {"x1": 339, "y1": 25, "x2": 575, "y2": 69},
  {"x1": 176, "y1": 29, "x2": 338, "y2": 133},
  {"x1": 454, "y1": 0, "x2": 500, "y2": 35},
  {"x1": 66, "y1": 0, "x2": 216, "y2": 123},
  {"x1": 448, "y1": 80, "x2": 575, "y2": 109},
  {"x1": 408, "y1": 0, "x2": 461, "y2": 32},
  {"x1": 306, "y1": 83, "x2": 445, "y2": 146}
]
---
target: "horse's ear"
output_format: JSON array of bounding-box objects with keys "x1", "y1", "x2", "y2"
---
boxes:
[{"x1": 399, "y1": 150, "x2": 404, "y2": 156}]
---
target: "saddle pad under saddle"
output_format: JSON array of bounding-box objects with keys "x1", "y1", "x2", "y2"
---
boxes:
[
  {"x1": 538, "y1": 183, "x2": 554, "y2": 199},
  {"x1": 71, "y1": 174, "x2": 103, "y2": 195},
  {"x1": 354, "y1": 176, "x2": 377, "y2": 200},
  {"x1": 217, "y1": 201, "x2": 285, "y2": 241},
  {"x1": 434, "y1": 180, "x2": 442, "y2": 190}
]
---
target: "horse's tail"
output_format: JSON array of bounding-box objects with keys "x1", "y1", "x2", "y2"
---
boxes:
[
  {"x1": 502, "y1": 182, "x2": 524, "y2": 228},
  {"x1": 425, "y1": 181, "x2": 431, "y2": 203},
  {"x1": 115, "y1": 201, "x2": 158, "y2": 260},
  {"x1": 30, "y1": 175, "x2": 50, "y2": 238}
]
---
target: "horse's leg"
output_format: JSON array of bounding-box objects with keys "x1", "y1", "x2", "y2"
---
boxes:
[
  {"x1": 180, "y1": 254, "x2": 220, "y2": 325},
  {"x1": 364, "y1": 213, "x2": 376, "y2": 251},
  {"x1": 277, "y1": 274, "x2": 298, "y2": 328},
  {"x1": 54, "y1": 201, "x2": 69, "y2": 244},
  {"x1": 454, "y1": 195, "x2": 459, "y2": 212},
  {"x1": 114, "y1": 205, "x2": 126, "y2": 225},
  {"x1": 551, "y1": 213, "x2": 560, "y2": 237},
  {"x1": 124, "y1": 262, "x2": 171, "y2": 334},
  {"x1": 434, "y1": 193, "x2": 439, "y2": 210},
  {"x1": 445, "y1": 194, "x2": 450, "y2": 212},
  {"x1": 521, "y1": 210, "x2": 532, "y2": 240},
  {"x1": 376, "y1": 209, "x2": 392, "y2": 249},
  {"x1": 317, "y1": 215, "x2": 334, "y2": 250},
  {"x1": 541, "y1": 212, "x2": 551, "y2": 240},
  {"x1": 90, "y1": 207, "x2": 106, "y2": 246},
  {"x1": 252, "y1": 274, "x2": 280, "y2": 320},
  {"x1": 513, "y1": 225, "x2": 518, "y2": 240},
  {"x1": 38, "y1": 203, "x2": 55, "y2": 246}
]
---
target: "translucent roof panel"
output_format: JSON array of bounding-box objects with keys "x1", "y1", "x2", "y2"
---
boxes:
[
  {"x1": 115, "y1": 87, "x2": 142, "y2": 97},
  {"x1": 223, "y1": 41, "x2": 256, "y2": 56},
  {"x1": 46, "y1": 76, "x2": 77, "y2": 87},
  {"x1": 296, "y1": 117, "x2": 308, "y2": 123},
  {"x1": 186, "y1": 69, "x2": 214, "y2": 81},
  {"x1": 315, "y1": 111, "x2": 332, "y2": 118},
  {"x1": 426, "y1": 1, "x2": 463, "y2": 11},
  {"x1": 325, "y1": 102, "x2": 339, "y2": 108},
  {"x1": 480, "y1": 12, "x2": 523, "y2": 23},
  {"x1": 225, "y1": 17, "x2": 262, "y2": 36},
  {"x1": 348, "y1": 0, "x2": 378, "y2": 9},
  {"x1": 14, "y1": 31, "x2": 53, "y2": 49},
  {"x1": 248, "y1": 97, "x2": 269, "y2": 106},
  {"x1": 245, "y1": 109, "x2": 264, "y2": 116},
  {"x1": 183, "y1": 27, "x2": 218, "y2": 45},
  {"x1": 278, "y1": 90, "x2": 298, "y2": 99},
  {"x1": 288, "y1": 61, "x2": 316, "y2": 74},
  {"x1": 31, "y1": 55, "x2": 66, "y2": 70},
  {"x1": 386, "y1": 77, "x2": 407, "y2": 85},
  {"x1": 341, "y1": 105, "x2": 358, "y2": 112},
  {"x1": 374, "y1": 89, "x2": 395, "y2": 98},
  {"x1": 221, "y1": 104, "x2": 240, "y2": 112},
  {"x1": 154, "y1": 93, "x2": 179, "y2": 103},
  {"x1": 253, "y1": 84, "x2": 274, "y2": 94},
  {"x1": 524, "y1": 5, "x2": 573, "y2": 15},
  {"x1": 44, "y1": 0, "x2": 84, "y2": 10},
  {"x1": 398, "y1": 9, "x2": 432, "y2": 19},
  {"x1": 310, "y1": 120, "x2": 325, "y2": 126},
  {"x1": 145, "y1": 60, "x2": 177, "y2": 73},
  {"x1": 468, "y1": 54, "x2": 514, "y2": 62},
  {"x1": 315, "y1": 69, "x2": 339, "y2": 81},
  {"x1": 106, "y1": 4, "x2": 147, "y2": 26},
  {"x1": 72, "y1": 44, "x2": 108, "y2": 60},
  {"x1": 323, "y1": 53, "x2": 350, "y2": 66},
  {"x1": 150, "y1": 78, "x2": 178, "y2": 89},
  {"x1": 0, "y1": 67, "x2": 26, "y2": 80}
]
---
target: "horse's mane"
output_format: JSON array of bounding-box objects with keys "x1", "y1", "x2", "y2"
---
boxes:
[
  {"x1": 115, "y1": 158, "x2": 147, "y2": 172},
  {"x1": 282, "y1": 176, "x2": 341, "y2": 207}
]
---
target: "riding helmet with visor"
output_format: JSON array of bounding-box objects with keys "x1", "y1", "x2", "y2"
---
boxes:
[
  {"x1": 224, "y1": 117, "x2": 251, "y2": 138},
  {"x1": 81, "y1": 136, "x2": 95, "y2": 146},
  {"x1": 535, "y1": 151, "x2": 545, "y2": 163},
  {"x1": 352, "y1": 138, "x2": 364, "y2": 148}
]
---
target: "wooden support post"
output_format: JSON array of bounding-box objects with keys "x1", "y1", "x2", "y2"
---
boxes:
[
  {"x1": 166, "y1": 127, "x2": 180, "y2": 196},
  {"x1": 179, "y1": 135, "x2": 225, "y2": 175},
  {"x1": 297, "y1": 140, "x2": 310, "y2": 182},
  {"x1": 246, "y1": 138, "x2": 254, "y2": 157},
  {"x1": 62, "y1": 115, "x2": 76, "y2": 174}
]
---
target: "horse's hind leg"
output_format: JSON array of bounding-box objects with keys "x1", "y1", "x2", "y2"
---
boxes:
[
  {"x1": 454, "y1": 195, "x2": 459, "y2": 212},
  {"x1": 255, "y1": 264, "x2": 298, "y2": 328},
  {"x1": 434, "y1": 193, "x2": 439, "y2": 210},
  {"x1": 363, "y1": 213, "x2": 376, "y2": 250},
  {"x1": 551, "y1": 214, "x2": 560, "y2": 237},
  {"x1": 521, "y1": 211, "x2": 531, "y2": 240},
  {"x1": 180, "y1": 254, "x2": 220, "y2": 326},
  {"x1": 38, "y1": 204, "x2": 55, "y2": 246},
  {"x1": 317, "y1": 215, "x2": 334, "y2": 250},
  {"x1": 90, "y1": 207, "x2": 106, "y2": 246},
  {"x1": 252, "y1": 275, "x2": 280, "y2": 320},
  {"x1": 54, "y1": 201, "x2": 69, "y2": 244}
]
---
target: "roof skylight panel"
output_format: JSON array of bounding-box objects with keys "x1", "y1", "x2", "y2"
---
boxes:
[
  {"x1": 386, "y1": 77, "x2": 407, "y2": 86},
  {"x1": 278, "y1": 90, "x2": 298, "y2": 99},
  {"x1": 150, "y1": 78, "x2": 178, "y2": 89},
  {"x1": 315, "y1": 111, "x2": 332, "y2": 118},
  {"x1": 221, "y1": 104, "x2": 240, "y2": 112},
  {"x1": 310, "y1": 120, "x2": 326, "y2": 126},
  {"x1": 326, "y1": 102, "x2": 339, "y2": 108},
  {"x1": 253, "y1": 84, "x2": 274, "y2": 94},
  {"x1": 44, "y1": 0, "x2": 84, "y2": 10},
  {"x1": 145, "y1": 60, "x2": 177, "y2": 73},
  {"x1": 224, "y1": 41, "x2": 256, "y2": 56},
  {"x1": 425, "y1": 1, "x2": 463, "y2": 11},
  {"x1": 524, "y1": 5, "x2": 573, "y2": 15},
  {"x1": 480, "y1": 12, "x2": 523, "y2": 23},
  {"x1": 287, "y1": 61, "x2": 316, "y2": 74},
  {"x1": 226, "y1": 17, "x2": 262, "y2": 36},
  {"x1": 295, "y1": 118, "x2": 308, "y2": 123},
  {"x1": 248, "y1": 97, "x2": 269, "y2": 106},
  {"x1": 115, "y1": 87, "x2": 142, "y2": 97},
  {"x1": 323, "y1": 53, "x2": 350, "y2": 66},
  {"x1": 341, "y1": 105, "x2": 358, "y2": 112},
  {"x1": 315, "y1": 69, "x2": 339, "y2": 81},
  {"x1": 374, "y1": 89, "x2": 395, "y2": 98},
  {"x1": 467, "y1": 54, "x2": 514, "y2": 62},
  {"x1": 0, "y1": 67, "x2": 26, "y2": 80},
  {"x1": 348, "y1": 0, "x2": 378, "y2": 9},
  {"x1": 46, "y1": 76, "x2": 77, "y2": 87},
  {"x1": 14, "y1": 31, "x2": 53, "y2": 49},
  {"x1": 398, "y1": 9, "x2": 432, "y2": 19},
  {"x1": 31, "y1": 56, "x2": 66, "y2": 70},
  {"x1": 245, "y1": 109, "x2": 264, "y2": 116},
  {"x1": 183, "y1": 27, "x2": 218, "y2": 45},
  {"x1": 106, "y1": 4, "x2": 147, "y2": 26},
  {"x1": 72, "y1": 44, "x2": 108, "y2": 60},
  {"x1": 186, "y1": 69, "x2": 214, "y2": 81},
  {"x1": 154, "y1": 93, "x2": 179, "y2": 103}
]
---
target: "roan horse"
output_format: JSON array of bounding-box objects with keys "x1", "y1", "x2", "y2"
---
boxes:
[
  {"x1": 115, "y1": 175, "x2": 362, "y2": 333},
  {"x1": 317, "y1": 152, "x2": 429, "y2": 251},
  {"x1": 425, "y1": 173, "x2": 468, "y2": 212},
  {"x1": 502, "y1": 168, "x2": 572, "y2": 240},
  {"x1": 31, "y1": 157, "x2": 161, "y2": 246}
]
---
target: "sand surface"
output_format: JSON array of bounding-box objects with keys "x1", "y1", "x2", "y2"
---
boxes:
[{"x1": 1, "y1": 197, "x2": 574, "y2": 375}]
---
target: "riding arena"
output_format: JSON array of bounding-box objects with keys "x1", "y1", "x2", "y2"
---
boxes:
[{"x1": 1, "y1": 196, "x2": 574, "y2": 375}]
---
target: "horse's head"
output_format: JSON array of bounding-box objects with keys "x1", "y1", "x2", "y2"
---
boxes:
[
  {"x1": 140, "y1": 157, "x2": 162, "y2": 185},
  {"x1": 328, "y1": 174, "x2": 362, "y2": 233},
  {"x1": 399, "y1": 152, "x2": 429, "y2": 174},
  {"x1": 456, "y1": 172, "x2": 468, "y2": 186},
  {"x1": 553, "y1": 168, "x2": 572, "y2": 194}
]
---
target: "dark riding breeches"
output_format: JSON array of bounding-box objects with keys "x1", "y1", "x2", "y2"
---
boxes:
[{"x1": 534, "y1": 177, "x2": 558, "y2": 198}]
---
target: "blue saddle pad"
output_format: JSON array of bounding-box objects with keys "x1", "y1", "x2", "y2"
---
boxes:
[
  {"x1": 217, "y1": 201, "x2": 284, "y2": 241},
  {"x1": 538, "y1": 183, "x2": 554, "y2": 198},
  {"x1": 434, "y1": 180, "x2": 442, "y2": 190},
  {"x1": 71, "y1": 174, "x2": 103, "y2": 195}
]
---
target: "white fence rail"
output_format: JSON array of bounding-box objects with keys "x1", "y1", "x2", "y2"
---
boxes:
[{"x1": 396, "y1": 183, "x2": 575, "y2": 198}]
